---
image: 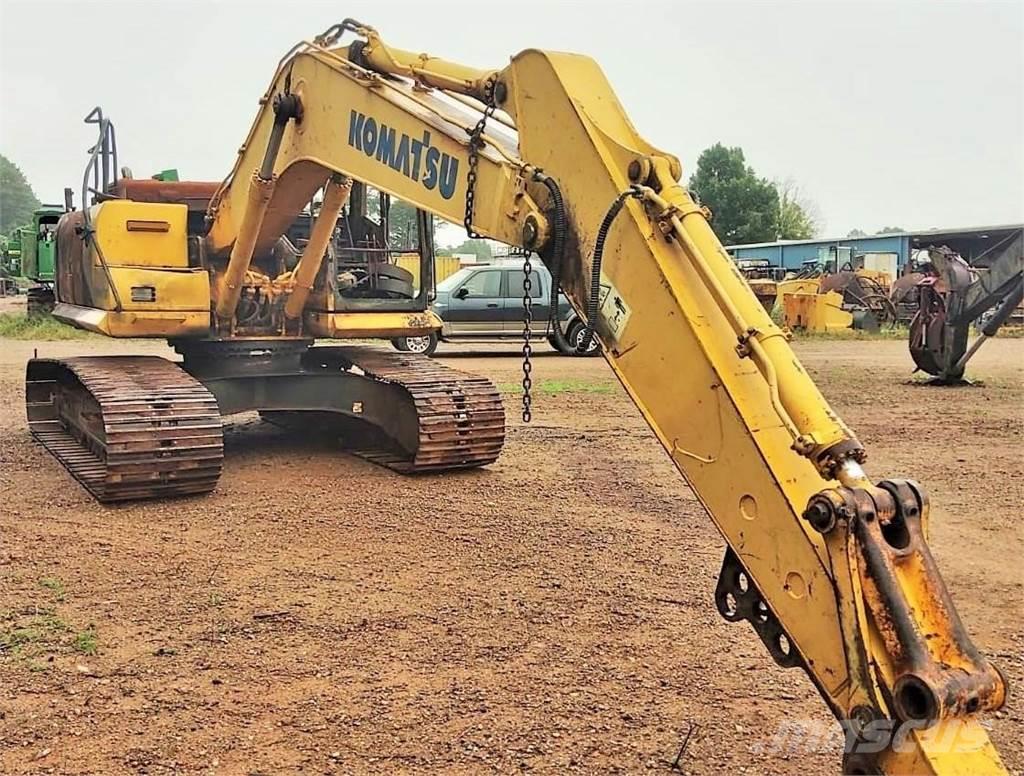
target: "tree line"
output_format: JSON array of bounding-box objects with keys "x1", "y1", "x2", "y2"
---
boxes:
[
  {"x1": 446, "y1": 143, "x2": 831, "y2": 260},
  {"x1": 688, "y1": 143, "x2": 819, "y2": 244},
  {"x1": 1, "y1": 154, "x2": 41, "y2": 236}
]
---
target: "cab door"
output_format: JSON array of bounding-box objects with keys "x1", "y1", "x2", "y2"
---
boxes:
[
  {"x1": 503, "y1": 267, "x2": 549, "y2": 331},
  {"x1": 445, "y1": 267, "x2": 505, "y2": 335}
]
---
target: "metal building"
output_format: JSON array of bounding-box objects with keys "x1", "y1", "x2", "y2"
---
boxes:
[{"x1": 726, "y1": 223, "x2": 1023, "y2": 273}]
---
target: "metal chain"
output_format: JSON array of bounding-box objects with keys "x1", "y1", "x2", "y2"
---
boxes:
[
  {"x1": 461, "y1": 78, "x2": 533, "y2": 420},
  {"x1": 521, "y1": 255, "x2": 534, "y2": 423},
  {"x1": 463, "y1": 79, "x2": 497, "y2": 239}
]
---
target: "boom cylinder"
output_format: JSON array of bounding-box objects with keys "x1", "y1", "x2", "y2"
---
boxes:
[
  {"x1": 215, "y1": 172, "x2": 275, "y2": 320},
  {"x1": 215, "y1": 93, "x2": 301, "y2": 322},
  {"x1": 284, "y1": 175, "x2": 353, "y2": 320}
]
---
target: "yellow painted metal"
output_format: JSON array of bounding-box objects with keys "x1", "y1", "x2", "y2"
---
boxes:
[
  {"x1": 745, "y1": 278, "x2": 778, "y2": 311},
  {"x1": 328, "y1": 31, "x2": 1005, "y2": 771},
  {"x1": 284, "y1": 176, "x2": 352, "y2": 320},
  {"x1": 52, "y1": 302, "x2": 209, "y2": 337},
  {"x1": 857, "y1": 267, "x2": 893, "y2": 291},
  {"x1": 215, "y1": 171, "x2": 275, "y2": 319},
  {"x1": 875, "y1": 721, "x2": 1007, "y2": 775},
  {"x1": 60, "y1": 204, "x2": 211, "y2": 334},
  {"x1": 777, "y1": 277, "x2": 821, "y2": 304},
  {"x1": 205, "y1": 47, "x2": 546, "y2": 260},
  {"x1": 91, "y1": 201, "x2": 189, "y2": 268},
  {"x1": 784, "y1": 290, "x2": 854, "y2": 332},
  {"x1": 305, "y1": 309, "x2": 442, "y2": 338},
  {"x1": 354, "y1": 23, "x2": 497, "y2": 98},
  {"x1": 434, "y1": 256, "x2": 463, "y2": 284},
  {"x1": 395, "y1": 254, "x2": 462, "y2": 289}
]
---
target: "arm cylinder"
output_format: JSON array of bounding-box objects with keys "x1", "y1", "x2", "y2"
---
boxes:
[{"x1": 351, "y1": 30, "x2": 498, "y2": 100}]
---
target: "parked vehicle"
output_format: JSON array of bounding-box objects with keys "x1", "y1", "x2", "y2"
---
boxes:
[{"x1": 392, "y1": 260, "x2": 599, "y2": 357}]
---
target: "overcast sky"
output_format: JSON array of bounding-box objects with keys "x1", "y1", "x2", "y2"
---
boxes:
[{"x1": 2, "y1": 0, "x2": 1022, "y2": 240}]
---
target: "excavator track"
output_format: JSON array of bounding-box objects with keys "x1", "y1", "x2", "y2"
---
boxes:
[
  {"x1": 268, "y1": 345, "x2": 505, "y2": 473},
  {"x1": 340, "y1": 346, "x2": 505, "y2": 471},
  {"x1": 26, "y1": 356, "x2": 224, "y2": 502}
]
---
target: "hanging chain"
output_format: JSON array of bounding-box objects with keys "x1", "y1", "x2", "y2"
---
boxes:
[
  {"x1": 521, "y1": 255, "x2": 534, "y2": 423},
  {"x1": 463, "y1": 79, "x2": 497, "y2": 239},
  {"x1": 461, "y1": 78, "x2": 534, "y2": 420}
]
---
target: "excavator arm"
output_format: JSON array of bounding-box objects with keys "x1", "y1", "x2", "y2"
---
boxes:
[{"x1": 205, "y1": 21, "x2": 1008, "y2": 773}]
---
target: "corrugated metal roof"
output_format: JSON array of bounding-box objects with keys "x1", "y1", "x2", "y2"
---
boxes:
[{"x1": 726, "y1": 223, "x2": 1022, "y2": 251}]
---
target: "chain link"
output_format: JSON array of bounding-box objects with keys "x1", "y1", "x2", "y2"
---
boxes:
[
  {"x1": 462, "y1": 79, "x2": 534, "y2": 422},
  {"x1": 521, "y1": 256, "x2": 534, "y2": 423},
  {"x1": 463, "y1": 79, "x2": 497, "y2": 239}
]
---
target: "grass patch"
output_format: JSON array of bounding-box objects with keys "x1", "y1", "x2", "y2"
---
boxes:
[
  {"x1": 498, "y1": 378, "x2": 616, "y2": 395},
  {"x1": 790, "y1": 325, "x2": 909, "y2": 341},
  {"x1": 39, "y1": 577, "x2": 65, "y2": 602},
  {"x1": 0, "y1": 609, "x2": 70, "y2": 660},
  {"x1": 0, "y1": 312, "x2": 92, "y2": 340},
  {"x1": 73, "y1": 627, "x2": 99, "y2": 656},
  {"x1": 1, "y1": 604, "x2": 99, "y2": 663}
]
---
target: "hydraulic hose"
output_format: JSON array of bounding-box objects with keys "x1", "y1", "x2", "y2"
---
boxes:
[
  {"x1": 579, "y1": 188, "x2": 642, "y2": 350},
  {"x1": 531, "y1": 170, "x2": 575, "y2": 354}
]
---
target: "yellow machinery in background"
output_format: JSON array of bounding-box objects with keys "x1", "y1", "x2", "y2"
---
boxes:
[
  {"x1": 783, "y1": 289, "x2": 854, "y2": 332},
  {"x1": 776, "y1": 271, "x2": 896, "y2": 332},
  {"x1": 395, "y1": 253, "x2": 462, "y2": 290},
  {"x1": 27, "y1": 19, "x2": 1007, "y2": 773}
]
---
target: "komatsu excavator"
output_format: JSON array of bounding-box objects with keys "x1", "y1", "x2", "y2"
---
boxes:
[{"x1": 26, "y1": 19, "x2": 1008, "y2": 774}]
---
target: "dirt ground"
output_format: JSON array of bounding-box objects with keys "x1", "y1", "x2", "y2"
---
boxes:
[{"x1": 1, "y1": 335, "x2": 1021, "y2": 775}]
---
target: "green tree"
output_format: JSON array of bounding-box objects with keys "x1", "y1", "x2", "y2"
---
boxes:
[
  {"x1": 847, "y1": 228, "x2": 868, "y2": 238},
  {"x1": 448, "y1": 238, "x2": 493, "y2": 261},
  {"x1": 0, "y1": 154, "x2": 40, "y2": 235},
  {"x1": 689, "y1": 143, "x2": 778, "y2": 244},
  {"x1": 386, "y1": 199, "x2": 420, "y2": 249},
  {"x1": 875, "y1": 226, "x2": 904, "y2": 235},
  {"x1": 775, "y1": 179, "x2": 819, "y2": 240},
  {"x1": 364, "y1": 193, "x2": 425, "y2": 249}
]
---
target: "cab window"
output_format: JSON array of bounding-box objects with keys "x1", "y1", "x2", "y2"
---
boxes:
[
  {"x1": 506, "y1": 269, "x2": 543, "y2": 299},
  {"x1": 459, "y1": 270, "x2": 502, "y2": 298}
]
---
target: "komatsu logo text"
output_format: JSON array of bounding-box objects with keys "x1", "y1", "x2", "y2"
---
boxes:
[{"x1": 347, "y1": 111, "x2": 460, "y2": 200}]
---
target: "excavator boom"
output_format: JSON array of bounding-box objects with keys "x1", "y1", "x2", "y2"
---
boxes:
[{"x1": 32, "y1": 19, "x2": 1009, "y2": 773}]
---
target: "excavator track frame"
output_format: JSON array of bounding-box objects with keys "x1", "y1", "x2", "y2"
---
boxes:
[
  {"x1": 254, "y1": 346, "x2": 505, "y2": 472},
  {"x1": 308, "y1": 346, "x2": 505, "y2": 472},
  {"x1": 27, "y1": 345, "x2": 505, "y2": 502},
  {"x1": 25, "y1": 356, "x2": 224, "y2": 502}
]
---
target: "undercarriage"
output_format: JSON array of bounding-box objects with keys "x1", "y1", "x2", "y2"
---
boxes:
[{"x1": 26, "y1": 341, "x2": 504, "y2": 502}]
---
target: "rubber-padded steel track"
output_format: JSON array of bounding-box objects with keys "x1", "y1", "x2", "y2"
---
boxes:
[
  {"x1": 332, "y1": 346, "x2": 505, "y2": 472},
  {"x1": 26, "y1": 356, "x2": 223, "y2": 502}
]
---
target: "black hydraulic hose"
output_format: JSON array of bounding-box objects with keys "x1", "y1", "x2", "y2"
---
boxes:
[
  {"x1": 578, "y1": 188, "x2": 642, "y2": 351},
  {"x1": 531, "y1": 170, "x2": 575, "y2": 354}
]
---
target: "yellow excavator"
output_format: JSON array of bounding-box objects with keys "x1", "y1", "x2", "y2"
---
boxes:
[{"x1": 26, "y1": 19, "x2": 1008, "y2": 774}]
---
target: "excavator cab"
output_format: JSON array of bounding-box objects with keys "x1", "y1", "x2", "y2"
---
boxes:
[{"x1": 51, "y1": 111, "x2": 441, "y2": 341}]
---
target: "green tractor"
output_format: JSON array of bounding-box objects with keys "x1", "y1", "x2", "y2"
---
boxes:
[
  {"x1": 19, "y1": 205, "x2": 64, "y2": 315},
  {"x1": 1, "y1": 230, "x2": 22, "y2": 275},
  {"x1": 1, "y1": 231, "x2": 23, "y2": 297}
]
